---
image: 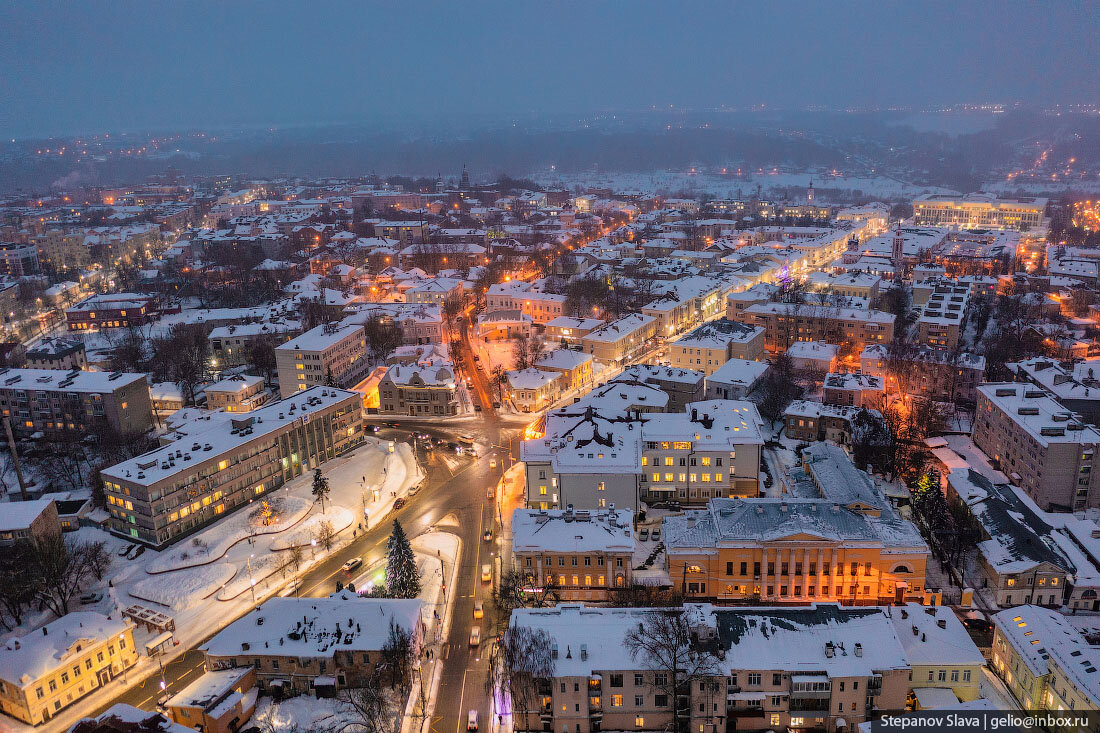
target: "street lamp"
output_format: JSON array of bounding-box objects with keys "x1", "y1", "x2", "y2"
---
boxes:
[{"x1": 247, "y1": 554, "x2": 256, "y2": 601}]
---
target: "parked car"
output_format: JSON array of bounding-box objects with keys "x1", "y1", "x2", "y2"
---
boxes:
[
  {"x1": 79, "y1": 592, "x2": 103, "y2": 605},
  {"x1": 473, "y1": 601, "x2": 484, "y2": 619},
  {"x1": 492, "y1": 402, "x2": 501, "y2": 409},
  {"x1": 651, "y1": 527, "x2": 661, "y2": 541},
  {"x1": 639, "y1": 529, "x2": 649, "y2": 541},
  {"x1": 341, "y1": 558, "x2": 363, "y2": 573},
  {"x1": 394, "y1": 497, "x2": 407, "y2": 510},
  {"x1": 474, "y1": 404, "x2": 482, "y2": 412},
  {"x1": 469, "y1": 626, "x2": 482, "y2": 647}
]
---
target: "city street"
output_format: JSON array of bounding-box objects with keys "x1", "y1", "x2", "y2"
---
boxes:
[{"x1": 88, "y1": 415, "x2": 527, "y2": 728}]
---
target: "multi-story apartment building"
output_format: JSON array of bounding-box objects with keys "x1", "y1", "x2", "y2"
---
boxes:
[
  {"x1": 784, "y1": 401, "x2": 877, "y2": 446},
  {"x1": 912, "y1": 194, "x2": 1046, "y2": 231},
  {"x1": 0, "y1": 367, "x2": 152, "y2": 437},
  {"x1": 946, "y1": 469, "x2": 1070, "y2": 608},
  {"x1": 510, "y1": 603, "x2": 938, "y2": 733},
  {"x1": 204, "y1": 375, "x2": 271, "y2": 413},
  {"x1": 1008, "y1": 357, "x2": 1100, "y2": 427},
  {"x1": 705, "y1": 359, "x2": 770, "y2": 400},
  {"x1": 202, "y1": 597, "x2": 422, "y2": 696},
  {"x1": 0, "y1": 612, "x2": 138, "y2": 726},
  {"x1": 66, "y1": 293, "x2": 163, "y2": 331},
  {"x1": 486, "y1": 282, "x2": 568, "y2": 325},
  {"x1": 535, "y1": 349, "x2": 594, "y2": 393},
  {"x1": 34, "y1": 229, "x2": 89, "y2": 272},
  {"x1": 544, "y1": 316, "x2": 606, "y2": 347},
  {"x1": 342, "y1": 303, "x2": 444, "y2": 345},
  {"x1": 973, "y1": 383, "x2": 1100, "y2": 511},
  {"x1": 580, "y1": 314, "x2": 657, "y2": 363},
  {"x1": 822, "y1": 372, "x2": 885, "y2": 410},
  {"x1": 378, "y1": 363, "x2": 459, "y2": 416},
  {"x1": 0, "y1": 242, "x2": 39, "y2": 276},
  {"x1": 522, "y1": 400, "x2": 763, "y2": 513},
  {"x1": 916, "y1": 284, "x2": 969, "y2": 350},
  {"x1": 100, "y1": 386, "x2": 363, "y2": 546},
  {"x1": 891, "y1": 604, "x2": 985, "y2": 705},
  {"x1": 860, "y1": 345, "x2": 985, "y2": 404},
  {"x1": 24, "y1": 337, "x2": 87, "y2": 371},
  {"x1": 742, "y1": 303, "x2": 894, "y2": 353},
  {"x1": 670, "y1": 319, "x2": 765, "y2": 375},
  {"x1": 275, "y1": 323, "x2": 369, "y2": 397},
  {"x1": 991, "y1": 605, "x2": 1100, "y2": 713},
  {"x1": 512, "y1": 507, "x2": 634, "y2": 601},
  {"x1": 209, "y1": 321, "x2": 301, "y2": 368},
  {"x1": 641, "y1": 276, "x2": 728, "y2": 337}
]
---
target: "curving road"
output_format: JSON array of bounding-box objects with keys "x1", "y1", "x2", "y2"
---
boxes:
[{"x1": 90, "y1": 415, "x2": 527, "y2": 732}]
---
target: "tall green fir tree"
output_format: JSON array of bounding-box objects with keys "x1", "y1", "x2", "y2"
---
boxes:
[{"x1": 386, "y1": 519, "x2": 421, "y2": 599}]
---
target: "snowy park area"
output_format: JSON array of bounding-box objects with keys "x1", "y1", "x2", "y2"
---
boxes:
[{"x1": 0, "y1": 436, "x2": 425, "y2": 733}]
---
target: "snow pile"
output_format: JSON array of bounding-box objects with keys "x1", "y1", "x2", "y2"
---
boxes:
[
  {"x1": 270, "y1": 507, "x2": 355, "y2": 550},
  {"x1": 147, "y1": 496, "x2": 312, "y2": 572},
  {"x1": 130, "y1": 563, "x2": 236, "y2": 611}
]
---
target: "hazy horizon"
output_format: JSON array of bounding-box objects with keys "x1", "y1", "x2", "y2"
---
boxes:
[{"x1": 3, "y1": 0, "x2": 1099, "y2": 139}]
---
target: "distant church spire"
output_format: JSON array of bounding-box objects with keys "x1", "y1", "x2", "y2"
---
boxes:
[{"x1": 807, "y1": 179, "x2": 814, "y2": 203}]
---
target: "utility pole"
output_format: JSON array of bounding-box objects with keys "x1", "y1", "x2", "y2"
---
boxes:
[{"x1": 4, "y1": 417, "x2": 28, "y2": 500}]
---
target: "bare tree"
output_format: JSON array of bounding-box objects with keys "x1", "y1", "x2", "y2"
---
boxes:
[
  {"x1": 487, "y1": 625, "x2": 556, "y2": 733},
  {"x1": 314, "y1": 520, "x2": 336, "y2": 551},
  {"x1": 494, "y1": 568, "x2": 560, "y2": 614},
  {"x1": 34, "y1": 535, "x2": 110, "y2": 617},
  {"x1": 624, "y1": 609, "x2": 721, "y2": 733}
]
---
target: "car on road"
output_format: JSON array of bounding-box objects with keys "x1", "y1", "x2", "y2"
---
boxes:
[
  {"x1": 467, "y1": 711, "x2": 479, "y2": 731},
  {"x1": 489, "y1": 458, "x2": 497, "y2": 468},
  {"x1": 474, "y1": 404, "x2": 482, "y2": 412},
  {"x1": 369, "y1": 425, "x2": 381, "y2": 433},
  {"x1": 473, "y1": 355, "x2": 480, "y2": 362},
  {"x1": 466, "y1": 446, "x2": 479, "y2": 457},
  {"x1": 394, "y1": 497, "x2": 407, "y2": 510},
  {"x1": 469, "y1": 626, "x2": 482, "y2": 646},
  {"x1": 473, "y1": 601, "x2": 484, "y2": 619},
  {"x1": 458, "y1": 434, "x2": 475, "y2": 446},
  {"x1": 79, "y1": 592, "x2": 103, "y2": 605},
  {"x1": 341, "y1": 558, "x2": 363, "y2": 573},
  {"x1": 423, "y1": 442, "x2": 434, "y2": 451},
  {"x1": 481, "y1": 564, "x2": 492, "y2": 582},
  {"x1": 483, "y1": 529, "x2": 493, "y2": 542},
  {"x1": 492, "y1": 402, "x2": 501, "y2": 409}
]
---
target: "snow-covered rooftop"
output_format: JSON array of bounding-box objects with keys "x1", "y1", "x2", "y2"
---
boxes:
[
  {"x1": 102, "y1": 386, "x2": 359, "y2": 487},
  {"x1": 202, "y1": 597, "x2": 422, "y2": 659},
  {"x1": 512, "y1": 508, "x2": 633, "y2": 554},
  {"x1": 0, "y1": 367, "x2": 146, "y2": 394},
  {"x1": 0, "y1": 612, "x2": 132, "y2": 685}
]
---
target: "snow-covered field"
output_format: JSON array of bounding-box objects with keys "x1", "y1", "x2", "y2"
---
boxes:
[
  {"x1": 270, "y1": 506, "x2": 355, "y2": 550},
  {"x1": 147, "y1": 496, "x2": 312, "y2": 573},
  {"x1": 130, "y1": 563, "x2": 236, "y2": 611}
]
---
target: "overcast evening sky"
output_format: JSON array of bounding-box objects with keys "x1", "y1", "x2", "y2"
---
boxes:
[{"x1": 2, "y1": 0, "x2": 1099, "y2": 139}]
